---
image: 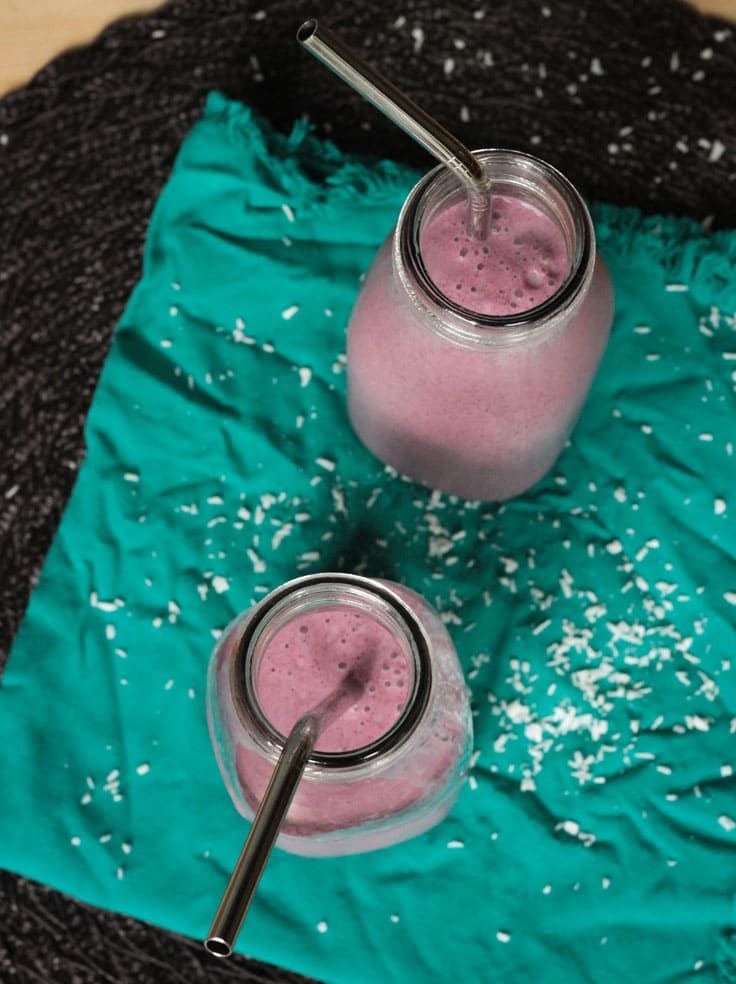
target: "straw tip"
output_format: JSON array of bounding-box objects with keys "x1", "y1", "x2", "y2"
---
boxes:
[
  {"x1": 204, "y1": 937, "x2": 232, "y2": 959},
  {"x1": 296, "y1": 20, "x2": 318, "y2": 43}
]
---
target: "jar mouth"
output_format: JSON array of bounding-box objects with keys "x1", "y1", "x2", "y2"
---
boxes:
[
  {"x1": 397, "y1": 149, "x2": 594, "y2": 334},
  {"x1": 231, "y1": 573, "x2": 433, "y2": 769}
]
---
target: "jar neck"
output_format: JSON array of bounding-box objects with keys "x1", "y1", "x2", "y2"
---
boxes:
[
  {"x1": 395, "y1": 149, "x2": 595, "y2": 347},
  {"x1": 231, "y1": 574, "x2": 433, "y2": 770}
]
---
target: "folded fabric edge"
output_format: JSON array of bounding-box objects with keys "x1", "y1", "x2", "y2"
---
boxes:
[
  {"x1": 202, "y1": 90, "x2": 421, "y2": 209},
  {"x1": 203, "y1": 91, "x2": 736, "y2": 310},
  {"x1": 591, "y1": 201, "x2": 736, "y2": 311}
]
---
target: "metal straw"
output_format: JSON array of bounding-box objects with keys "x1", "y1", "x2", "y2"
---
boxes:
[
  {"x1": 204, "y1": 714, "x2": 320, "y2": 958},
  {"x1": 204, "y1": 672, "x2": 364, "y2": 958},
  {"x1": 297, "y1": 19, "x2": 491, "y2": 240}
]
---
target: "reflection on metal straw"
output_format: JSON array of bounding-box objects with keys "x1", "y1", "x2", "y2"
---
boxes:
[
  {"x1": 204, "y1": 714, "x2": 320, "y2": 958},
  {"x1": 297, "y1": 19, "x2": 491, "y2": 239}
]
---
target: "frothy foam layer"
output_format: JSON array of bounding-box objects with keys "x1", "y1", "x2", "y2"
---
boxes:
[
  {"x1": 255, "y1": 607, "x2": 410, "y2": 753},
  {"x1": 420, "y1": 194, "x2": 569, "y2": 316}
]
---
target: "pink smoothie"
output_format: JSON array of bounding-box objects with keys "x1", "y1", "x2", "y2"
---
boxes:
[
  {"x1": 347, "y1": 190, "x2": 613, "y2": 501},
  {"x1": 209, "y1": 580, "x2": 473, "y2": 855},
  {"x1": 420, "y1": 195, "x2": 567, "y2": 315},
  {"x1": 254, "y1": 607, "x2": 410, "y2": 753}
]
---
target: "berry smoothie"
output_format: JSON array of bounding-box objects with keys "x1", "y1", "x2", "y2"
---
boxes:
[
  {"x1": 420, "y1": 195, "x2": 566, "y2": 315},
  {"x1": 208, "y1": 577, "x2": 473, "y2": 855},
  {"x1": 347, "y1": 154, "x2": 614, "y2": 501},
  {"x1": 254, "y1": 607, "x2": 411, "y2": 753}
]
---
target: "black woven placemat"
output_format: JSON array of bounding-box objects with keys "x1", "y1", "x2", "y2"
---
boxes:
[{"x1": 1, "y1": 1, "x2": 734, "y2": 980}]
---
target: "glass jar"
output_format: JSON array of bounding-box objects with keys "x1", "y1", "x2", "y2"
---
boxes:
[
  {"x1": 347, "y1": 150, "x2": 614, "y2": 501},
  {"x1": 207, "y1": 573, "x2": 473, "y2": 857}
]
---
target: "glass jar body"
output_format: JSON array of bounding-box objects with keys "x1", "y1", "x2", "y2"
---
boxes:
[
  {"x1": 207, "y1": 574, "x2": 473, "y2": 857},
  {"x1": 346, "y1": 151, "x2": 614, "y2": 501}
]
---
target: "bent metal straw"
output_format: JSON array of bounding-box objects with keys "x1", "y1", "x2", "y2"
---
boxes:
[{"x1": 297, "y1": 19, "x2": 492, "y2": 240}]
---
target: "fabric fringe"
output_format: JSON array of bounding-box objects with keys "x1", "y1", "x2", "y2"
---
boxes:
[
  {"x1": 592, "y1": 202, "x2": 736, "y2": 312},
  {"x1": 205, "y1": 92, "x2": 736, "y2": 312},
  {"x1": 204, "y1": 91, "x2": 419, "y2": 212}
]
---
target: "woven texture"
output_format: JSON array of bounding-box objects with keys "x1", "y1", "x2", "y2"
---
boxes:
[
  {"x1": 3, "y1": 92, "x2": 736, "y2": 983},
  {"x1": 1, "y1": 2, "x2": 736, "y2": 982}
]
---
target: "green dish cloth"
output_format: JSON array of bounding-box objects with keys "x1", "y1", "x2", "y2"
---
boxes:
[{"x1": 2, "y1": 92, "x2": 736, "y2": 984}]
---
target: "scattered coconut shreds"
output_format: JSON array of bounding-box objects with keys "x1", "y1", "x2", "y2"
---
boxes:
[
  {"x1": 211, "y1": 575, "x2": 229, "y2": 594},
  {"x1": 75, "y1": 282, "x2": 736, "y2": 956}
]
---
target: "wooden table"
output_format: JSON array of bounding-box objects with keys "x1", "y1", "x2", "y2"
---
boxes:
[
  {"x1": 0, "y1": 0, "x2": 163, "y2": 95},
  {"x1": 1, "y1": 0, "x2": 735, "y2": 97}
]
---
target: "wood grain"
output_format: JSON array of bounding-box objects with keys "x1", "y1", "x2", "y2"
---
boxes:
[
  {"x1": 688, "y1": 0, "x2": 736, "y2": 17},
  {"x1": 0, "y1": 0, "x2": 164, "y2": 95}
]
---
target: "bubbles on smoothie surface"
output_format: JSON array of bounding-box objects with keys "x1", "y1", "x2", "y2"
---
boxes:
[
  {"x1": 255, "y1": 607, "x2": 410, "y2": 754},
  {"x1": 420, "y1": 194, "x2": 568, "y2": 315}
]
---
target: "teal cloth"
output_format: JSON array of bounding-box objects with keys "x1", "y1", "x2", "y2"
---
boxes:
[{"x1": 2, "y1": 93, "x2": 736, "y2": 983}]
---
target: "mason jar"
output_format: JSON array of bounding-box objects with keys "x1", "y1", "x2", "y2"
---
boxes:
[
  {"x1": 207, "y1": 573, "x2": 473, "y2": 857},
  {"x1": 347, "y1": 150, "x2": 614, "y2": 501}
]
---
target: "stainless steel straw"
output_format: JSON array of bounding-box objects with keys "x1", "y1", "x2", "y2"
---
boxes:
[
  {"x1": 204, "y1": 714, "x2": 320, "y2": 958},
  {"x1": 297, "y1": 19, "x2": 492, "y2": 240},
  {"x1": 205, "y1": 672, "x2": 364, "y2": 958}
]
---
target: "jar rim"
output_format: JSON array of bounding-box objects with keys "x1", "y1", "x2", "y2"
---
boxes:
[
  {"x1": 230, "y1": 573, "x2": 433, "y2": 769},
  {"x1": 397, "y1": 148, "x2": 594, "y2": 335}
]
